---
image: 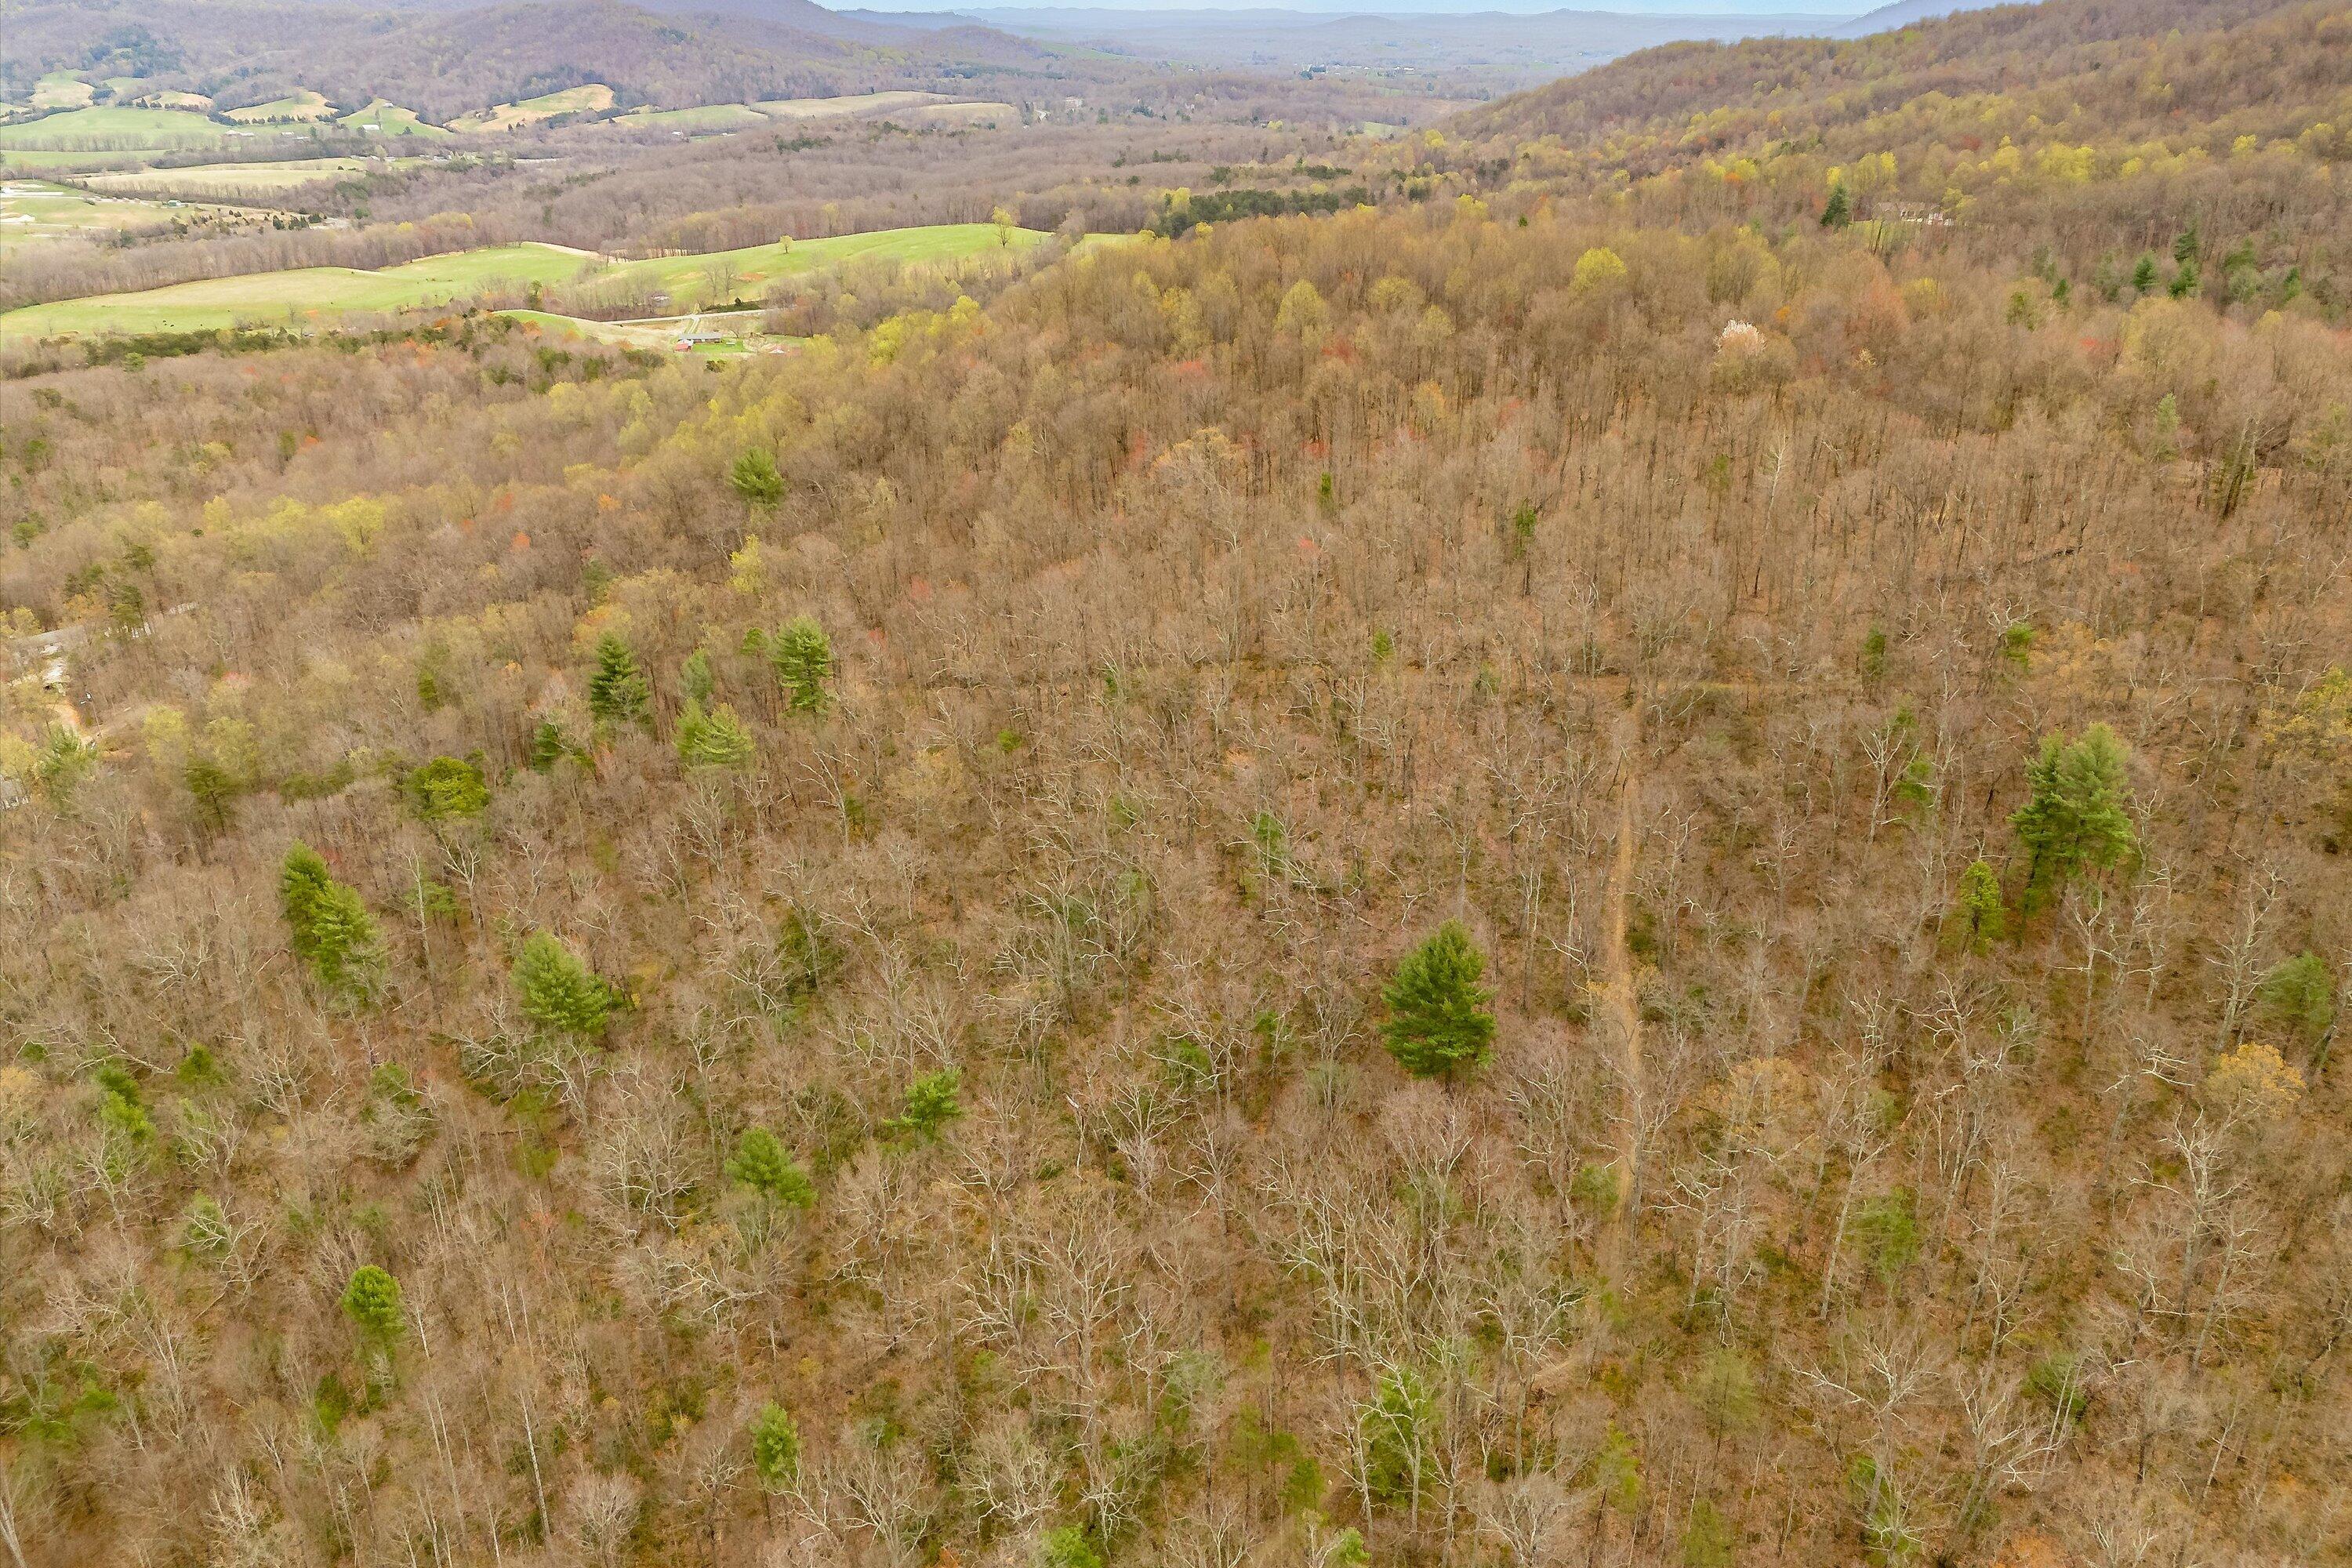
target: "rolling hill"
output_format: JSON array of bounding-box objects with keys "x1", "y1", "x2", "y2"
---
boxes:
[{"x1": 0, "y1": 0, "x2": 1063, "y2": 126}]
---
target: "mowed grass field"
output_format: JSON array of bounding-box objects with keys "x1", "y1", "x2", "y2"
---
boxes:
[
  {"x1": 223, "y1": 91, "x2": 337, "y2": 124},
  {"x1": 31, "y1": 73, "x2": 94, "y2": 111},
  {"x1": 82, "y1": 158, "x2": 383, "y2": 195},
  {"x1": 450, "y1": 85, "x2": 614, "y2": 133},
  {"x1": 610, "y1": 103, "x2": 773, "y2": 132},
  {"x1": 0, "y1": 107, "x2": 242, "y2": 152},
  {"x1": 0, "y1": 245, "x2": 593, "y2": 338},
  {"x1": 340, "y1": 100, "x2": 452, "y2": 140},
  {"x1": 0, "y1": 224, "x2": 1051, "y2": 339},
  {"x1": 0, "y1": 180, "x2": 240, "y2": 247}
]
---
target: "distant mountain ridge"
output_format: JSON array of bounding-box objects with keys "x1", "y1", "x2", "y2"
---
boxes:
[
  {"x1": 1828, "y1": 0, "x2": 2009, "y2": 37},
  {"x1": 0, "y1": 0, "x2": 1060, "y2": 122}
]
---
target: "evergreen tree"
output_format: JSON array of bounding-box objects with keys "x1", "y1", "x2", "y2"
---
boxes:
[
  {"x1": 280, "y1": 843, "x2": 383, "y2": 999},
  {"x1": 588, "y1": 633, "x2": 651, "y2": 729},
  {"x1": 727, "y1": 1127, "x2": 815, "y2": 1210},
  {"x1": 1950, "y1": 859, "x2": 2007, "y2": 954},
  {"x1": 404, "y1": 755, "x2": 488, "y2": 823},
  {"x1": 1380, "y1": 921, "x2": 1497, "y2": 1080},
  {"x1": 676, "y1": 702, "x2": 756, "y2": 769},
  {"x1": 680, "y1": 648, "x2": 715, "y2": 705},
  {"x1": 341, "y1": 1265, "x2": 404, "y2": 1341},
  {"x1": 528, "y1": 718, "x2": 578, "y2": 771},
  {"x1": 750, "y1": 1403, "x2": 800, "y2": 1491},
  {"x1": 729, "y1": 448, "x2": 786, "y2": 507},
  {"x1": 769, "y1": 615, "x2": 834, "y2": 713},
  {"x1": 1859, "y1": 624, "x2": 1889, "y2": 683},
  {"x1": 185, "y1": 753, "x2": 239, "y2": 834},
  {"x1": 2010, "y1": 725, "x2": 2138, "y2": 905},
  {"x1": 2258, "y1": 952, "x2": 2336, "y2": 1048},
  {"x1": 887, "y1": 1067, "x2": 964, "y2": 1141},
  {"x1": 2131, "y1": 253, "x2": 2158, "y2": 292},
  {"x1": 514, "y1": 931, "x2": 614, "y2": 1038},
  {"x1": 1361, "y1": 1367, "x2": 1436, "y2": 1510},
  {"x1": 1820, "y1": 183, "x2": 1852, "y2": 227}
]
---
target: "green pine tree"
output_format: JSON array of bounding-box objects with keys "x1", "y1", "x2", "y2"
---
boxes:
[
  {"x1": 769, "y1": 615, "x2": 834, "y2": 713},
  {"x1": 729, "y1": 448, "x2": 786, "y2": 507},
  {"x1": 727, "y1": 1127, "x2": 815, "y2": 1210},
  {"x1": 514, "y1": 931, "x2": 614, "y2": 1038},
  {"x1": 528, "y1": 718, "x2": 578, "y2": 772},
  {"x1": 2010, "y1": 724, "x2": 2138, "y2": 906},
  {"x1": 2257, "y1": 952, "x2": 2336, "y2": 1047},
  {"x1": 1820, "y1": 183, "x2": 1852, "y2": 228},
  {"x1": 1682, "y1": 1498, "x2": 1736, "y2": 1568},
  {"x1": 185, "y1": 753, "x2": 240, "y2": 834},
  {"x1": 341, "y1": 1265, "x2": 404, "y2": 1341},
  {"x1": 680, "y1": 647, "x2": 715, "y2": 704},
  {"x1": 2130, "y1": 253, "x2": 2158, "y2": 293},
  {"x1": 1361, "y1": 1367, "x2": 1436, "y2": 1510},
  {"x1": 280, "y1": 843, "x2": 383, "y2": 1000},
  {"x1": 405, "y1": 755, "x2": 488, "y2": 823},
  {"x1": 676, "y1": 702, "x2": 757, "y2": 769},
  {"x1": 588, "y1": 633, "x2": 651, "y2": 729},
  {"x1": 1949, "y1": 859, "x2": 2007, "y2": 955},
  {"x1": 887, "y1": 1067, "x2": 964, "y2": 1141},
  {"x1": 750, "y1": 1403, "x2": 800, "y2": 1491},
  {"x1": 1380, "y1": 921, "x2": 1497, "y2": 1080}
]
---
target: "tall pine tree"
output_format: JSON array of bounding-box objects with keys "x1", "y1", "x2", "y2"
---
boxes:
[
  {"x1": 588, "y1": 633, "x2": 651, "y2": 729},
  {"x1": 2011, "y1": 724, "x2": 2138, "y2": 906},
  {"x1": 1381, "y1": 921, "x2": 1497, "y2": 1080},
  {"x1": 280, "y1": 843, "x2": 383, "y2": 1000},
  {"x1": 514, "y1": 932, "x2": 614, "y2": 1038}
]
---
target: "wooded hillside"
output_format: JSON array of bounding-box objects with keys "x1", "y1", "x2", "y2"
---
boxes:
[{"x1": 1, "y1": 1, "x2": 2348, "y2": 1566}]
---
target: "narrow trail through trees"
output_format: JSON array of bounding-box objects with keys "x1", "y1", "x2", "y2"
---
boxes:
[{"x1": 1600, "y1": 699, "x2": 1643, "y2": 1235}]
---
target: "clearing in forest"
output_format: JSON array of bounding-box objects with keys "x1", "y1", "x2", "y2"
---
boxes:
[
  {"x1": 82, "y1": 158, "x2": 389, "y2": 197},
  {"x1": 449, "y1": 85, "x2": 616, "y2": 133},
  {"x1": 223, "y1": 91, "x2": 339, "y2": 124},
  {"x1": 0, "y1": 180, "x2": 252, "y2": 246},
  {"x1": 0, "y1": 106, "x2": 241, "y2": 154},
  {"x1": 339, "y1": 100, "x2": 453, "y2": 138},
  {"x1": 0, "y1": 223, "x2": 1054, "y2": 339}
]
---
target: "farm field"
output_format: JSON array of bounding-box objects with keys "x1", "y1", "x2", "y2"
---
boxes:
[
  {"x1": 223, "y1": 90, "x2": 339, "y2": 124},
  {"x1": 0, "y1": 148, "x2": 149, "y2": 170},
  {"x1": 609, "y1": 103, "x2": 771, "y2": 131},
  {"x1": 30, "y1": 73, "x2": 93, "y2": 111},
  {"x1": 904, "y1": 100, "x2": 1019, "y2": 125},
  {"x1": 339, "y1": 100, "x2": 452, "y2": 138},
  {"x1": 498, "y1": 307, "x2": 778, "y2": 356},
  {"x1": 0, "y1": 179, "x2": 245, "y2": 246},
  {"x1": 449, "y1": 84, "x2": 614, "y2": 132},
  {"x1": 606, "y1": 222, "x2": 1044, "y2": 300},
  {"x1": 0, "y1": 107, "x2": 245, "y2": 153},
  {"x1": 0, "y1": 223, "x2": 1050, "y2": 338},
  {"x1": 750, "y1": 90, "x2": 956, "y2": 120},
  {"x1": 0, "y1": 244, "x2": 593, "y2": 337},
  {"x1": 82, "y1": 158, "x2": 386, "y2": 195}
]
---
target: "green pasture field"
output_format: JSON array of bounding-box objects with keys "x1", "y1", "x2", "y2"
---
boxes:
[
  {"x1": 610, "y1": 104, "x2": 771, "y2": 132},
  {"x1": 450, "y1": 85, "x2": 614, "y2": 133},
  {"x1": 0, "y1": 223, "x2": 1053, "y2": 339},
  {"x1": 340, "y1": 100, "x2": 452, "y2": 139},
  {"x1": 0, "y1": 179, "x2": 240, "y2": 246},
  {"x1": 223, "y1": 91, "x2": 338, "y2": 124},
  {"x1": 82, "y1": 158, "x2": 381, "y2": 195},
  {"x1": 0, "y1": 107, "x2": 241, "y2": 152}
]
